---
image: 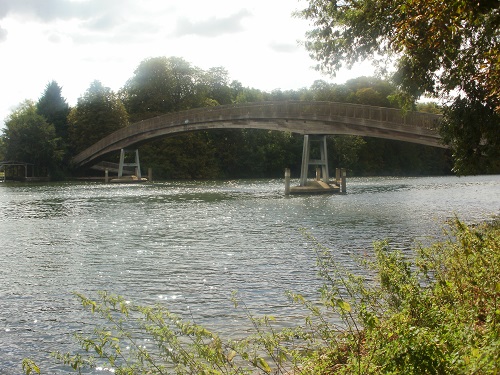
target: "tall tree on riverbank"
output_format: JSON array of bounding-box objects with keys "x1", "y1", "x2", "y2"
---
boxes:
[
  {"x1": 299, "y1": 0, "x2": 500, "y2": 174},
  {"x1": 122, "y1": 56, "x2": 206, "y2": 122},
  {"x1": 37, "y1": 81, "x2": 70, "y2": 140},
  {"x1": 68, "y1": 81, "x2": 128, "y2": 154},
  {"x1": 37, "y1": 81, "x2": 71, "y2": 177}
]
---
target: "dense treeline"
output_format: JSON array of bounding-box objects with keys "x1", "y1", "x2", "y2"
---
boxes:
[{"x1": 0, "y1": 56, "x2": 453, "y2": 180}]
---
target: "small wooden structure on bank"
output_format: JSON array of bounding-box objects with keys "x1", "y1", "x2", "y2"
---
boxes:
[
  {"x1": 0, "y1": 161, "x2": 44, "y2": 181},
  {"x1": 285, "y1": 135, "x2": 347, "y2": 195}
]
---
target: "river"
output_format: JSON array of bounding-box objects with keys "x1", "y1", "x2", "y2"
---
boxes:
[{"x1": 1, "y1": 175, "x2": 499, "y2": 373}]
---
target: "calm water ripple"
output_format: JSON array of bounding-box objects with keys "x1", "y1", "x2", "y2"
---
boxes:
[{"x1": 0, "y1": 176, "x2": 499, "y2": 373}]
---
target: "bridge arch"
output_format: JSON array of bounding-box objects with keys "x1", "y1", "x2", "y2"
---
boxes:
[{"x1": 72, "y1": 101, "x2": 445, "y2": 168}]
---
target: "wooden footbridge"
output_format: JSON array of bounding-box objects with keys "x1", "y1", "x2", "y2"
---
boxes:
[{"x1": 72, "y1": 101, "x2": 445, "y2": 169}]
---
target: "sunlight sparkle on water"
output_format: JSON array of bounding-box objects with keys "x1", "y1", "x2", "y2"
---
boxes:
[{"x1": 96, "y1": 367, "x2": 115, "y2": 373}]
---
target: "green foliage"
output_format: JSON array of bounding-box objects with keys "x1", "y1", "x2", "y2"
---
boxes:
[
  {"x1": 416, "y1": 101, "x2": 443, "y2": 115},
  {"x1": 298, "y1": 0, "x2": 500, "y2": 174},
  {"x1": 331, "y1": 135, "x2": 366, "y2": 171},
  {"x1": 138, "y1": 129, "x2": 305, "y2": 180},
  {"x1": 208, "y1": 129, "x2": 303, "y2": 179},
  {"x1": 68, "y1": 80, "x2": 128, "y2": 154},
  {"x1": 122, "y1": 56, "x2": 210, "y2": 122},
  {"x1": 354, "y1": 138, "x2": 452, "y2": 176},
  {"x1": 139, "y1": 133, "x2": 220, "y2": 180},
  {"x1": 233, "y1": 87, "x2": 265, "y2": 104},
  {"x1": 441, "y1": 97, "x2": 500, "y2": 175},
  {"x1": 200, "y1": 67, "x2": 234, "y2": 105},
  {"x1": 25, "y1": 219, "x2": 500, "y2": 374},
  {"x1": 36, "y1": 81, "x2": 72, "y2": 179},
  {"x1": 0, "y1": 135, "x2": 5, "y2": 161},
  {"x1": 22, "y1": 359, "x2": 40, "y2": 375},
  {"x1": 1, "y1": 100, "x2": 62, "y2": 175},
  {"x1": 37, "y1": 81, "x2": 70, "y2": 140},
  {"x1": 299, "y1": 0, "x2": 499, "y2": 105},
  {"x1": 308, "y1": 77, "x2": 399, "y2": 108},
  {"x1": 296, "y1": 219, "x2": 500, "y2": 374}
]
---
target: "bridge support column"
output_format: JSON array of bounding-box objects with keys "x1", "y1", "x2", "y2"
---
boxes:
[
  {"x1": 299, "y1": 135, "x2": 329, "y2": 186},
  {"x1": 299, "y1": 135, "x2": 310, "y2": 186},
  {"x1": 118, "y1": 149, "x2": 142, "y2": 179}
]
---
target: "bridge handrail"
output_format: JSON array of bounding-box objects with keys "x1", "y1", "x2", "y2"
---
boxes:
[
  {"x1": 73, "y1": 101, "x2": 442, "y2": 165},
  {"x1": 129, "y1": 100, "x2": 441, "y2": 128}
]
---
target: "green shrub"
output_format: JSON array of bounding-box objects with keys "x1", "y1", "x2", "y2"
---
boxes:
[{"x1": 296, "y1": 218, "x2": 500, "y2": 374}]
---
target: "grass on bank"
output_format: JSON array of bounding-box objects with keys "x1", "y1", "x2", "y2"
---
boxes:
[{"x1": 23, "y1": 218, "x2": 500, "y2": 374}]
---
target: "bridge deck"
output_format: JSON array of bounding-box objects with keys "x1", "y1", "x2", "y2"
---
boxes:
[{"x1": 73, "y1": 101, "x2": 444, "y2": 168}]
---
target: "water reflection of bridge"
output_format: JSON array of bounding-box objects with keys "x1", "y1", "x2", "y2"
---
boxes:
[{"x1": 72, "y1": 101, "x2": 445, "y2": 189}]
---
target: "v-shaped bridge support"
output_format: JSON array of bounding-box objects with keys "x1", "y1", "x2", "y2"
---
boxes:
[
  {"x1": 299, "y1": 135, "x2": 330, "y2": 186},
  {"x1": 118, "y1": 149, "x2": 141, "y2": 179}
]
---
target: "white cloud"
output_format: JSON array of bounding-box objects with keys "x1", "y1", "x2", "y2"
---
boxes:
[
  {"x1": 173, "y1": 9, "x2": 252, "y2": 38},
  {"x1": 269, "y1": 41, "x2": 298, "y2": 53},
  {"x1": 0, "y1": 0, "x2": 127, "y2": 23},
  {"x1": 0, "y1": 25, "x2": 7, "y2": 42}
]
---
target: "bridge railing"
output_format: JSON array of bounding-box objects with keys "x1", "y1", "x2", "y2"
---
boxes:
[
  {"x1": 109, "y1": 101, "x2": 442, "y2": 138},
  {"x1": 169, "y1": 101, "x2": 441, "y2": 130},
  {"x1": 152, "y1": 101, "x2": 442, "y2": 130}
]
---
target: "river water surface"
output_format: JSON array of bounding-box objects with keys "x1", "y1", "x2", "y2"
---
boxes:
[{"x1": 1, "y1": 176, "x2": 499, "y2": 373}]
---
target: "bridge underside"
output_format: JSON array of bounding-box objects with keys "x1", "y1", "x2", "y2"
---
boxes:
[{"x1": 72, "y1": 101, "x2": 445, "y2": 168}]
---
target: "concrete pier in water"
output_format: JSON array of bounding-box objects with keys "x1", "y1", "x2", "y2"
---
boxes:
[
  {"x1": 286, "y1": 135, "x2": 346, "y2": 195},
  {"x1": 287, "y1": 168, "x2": 346, "y2": 195}
]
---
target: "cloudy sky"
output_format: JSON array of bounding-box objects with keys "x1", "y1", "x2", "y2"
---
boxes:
[{"x1": 0, "y1": 0, "x2": 371, "y2": 130}]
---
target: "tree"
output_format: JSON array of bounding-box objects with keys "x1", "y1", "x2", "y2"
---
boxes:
[
  {"x1": 331, "y1": 135, "x2": 366, "y2": 171},
  {"x1": 122, "y1": 56, "x2": 205, "y2": 122},
  {"x1": 68, "y1": 81, "x2": 128, "y2": 154},
  {"x1": 200, "y1": 67, "x2": 234, "y2": 105},
  {"x1": 416, "y1": 102, "x2": 443, "y2": 115},
  {"x1": 37, "y1": 81, "x2": 70, "y2": 140},
  {"x1": 441, "y1": 97, "x2": 500, "y2": 174},
  {"x1": 234, "y1": 87, "x2": 265, "y2": 103},
  {"x1": 37, "y1": 81, "x2": 72, "y2": 177},
  {"x1": 299, "y1": 0, "x2": 500, "y2": 174},
  {"x1": 309, "y1": 80, "x2": 348, "y2": 102},
  {"x1": 142, "y1": 133, "x2": 220, "y2": 179},
  {"x1": 0, "y1": 135, "x2": 5, "y2": 161},
  {"x1": 1, "y1": 100, "x2": 61, "y2": 175}
]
